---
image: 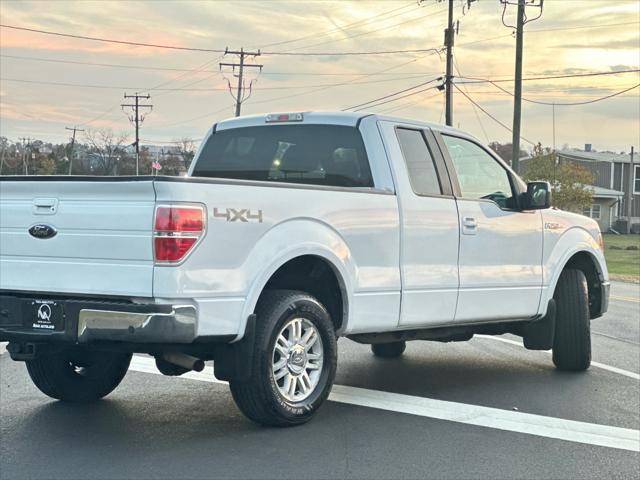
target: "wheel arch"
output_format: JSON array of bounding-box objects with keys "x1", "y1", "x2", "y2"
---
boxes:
[
  {"x1": 236, "y1": 218, "x2": 355, "y2": 340},
  {"x1": 547, "y1": 245, "x2": 606, "y2": 319}
]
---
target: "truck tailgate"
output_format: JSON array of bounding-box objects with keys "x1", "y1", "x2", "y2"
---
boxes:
[{"x1": 0, "y1": 179, "x2": 155, "y2": 297}]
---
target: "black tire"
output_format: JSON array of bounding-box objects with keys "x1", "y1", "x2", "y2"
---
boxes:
[
  {"x1": 26, "y1": 349, "x2": 132, "y2": 402},
  {"x1": 229, "y1": 290, "x2": 337, "y2": 427},
  {"x1": 371, "y1": 341, "x2": 406, "y2": 358},
  {"x1": 552, "y1": 269, "x2": 591, "y2": 371}
]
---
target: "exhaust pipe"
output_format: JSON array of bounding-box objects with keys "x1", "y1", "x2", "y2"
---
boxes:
[{"x1": 161, "y1": 353, "x2": 205, "y2": 372}]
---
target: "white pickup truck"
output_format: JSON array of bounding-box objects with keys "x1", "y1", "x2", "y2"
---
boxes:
[{"x1": 0, "y1": 112, "x2": 609, "y2": 426}]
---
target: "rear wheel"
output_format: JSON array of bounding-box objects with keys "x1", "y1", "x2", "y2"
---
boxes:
[
  {"x1": 229, "y1": 290, "x2": 337, "y2": 427},
  {"x1": 371, "y1": 341, "x2": 406, "y2": 358},
  {"x1": 552, "y1": 269, "x2": 591, "y2": 371},
  {"x1": 26, "y1": 349, "x2": 132, "y2": 402}
]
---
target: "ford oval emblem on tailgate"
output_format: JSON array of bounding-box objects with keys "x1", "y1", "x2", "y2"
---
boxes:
[{"x1": 28, "y1": 224, "x2": 57, "y2": 239}]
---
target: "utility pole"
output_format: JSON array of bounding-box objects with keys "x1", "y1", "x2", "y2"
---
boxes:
[
  {"x1": 0, "y1": 143, "x2": 6, "y2": 176},
  {"x1": 511, "y1": 0, "x2": 525, "y2": 173},
  {"x1": 65, "y1": 126, "x2": 84, "y2": 175},
  {"x1": 626, "y1": 146, "x2": 635, "y2": 234},
  {"x1": 19, "y1": 137, "x2": 30, "y2": 175},
  {"x1": 220, "y1": 48, "x2": 263, "y2": 117},
  {"x1": 122, "y1": 93, "x2": 152, "y2": 175},
  {"x1": 501, "y1": 0, "x2": 544, "y2": 172},
  {"x1": 444, "y1": 0, "x2": 454, "y2": 127}
]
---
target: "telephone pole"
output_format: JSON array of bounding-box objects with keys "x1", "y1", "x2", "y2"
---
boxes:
[
  {"x1": 444, "y1": 0, "x2": 454, "y2": 127},
  {"x1": 511, "y1": 0, "x2": 525, "y2": 173},
  {"x1": 626, "y1": 146, "x2": 635, "y2": 234},
  {"x1": 19, "y1": 137, "x2": 30, "y2": 175},
  {"x1": 65, "y1": 126, "x2": 84, "y2": 175},
  {"x1": 122, "y1": 93, "x2": 152, "y2": 175},
  {"x1": 220, "y1": 48, "x2": 263, "y2": 117},
  {"x1": 501, "y1": 0, "x2": 544, "y2": 173}
]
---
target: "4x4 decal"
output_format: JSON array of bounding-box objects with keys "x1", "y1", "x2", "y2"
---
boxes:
[{"x1": 213, "y1": 208, "x2": 263, "y2": 223}]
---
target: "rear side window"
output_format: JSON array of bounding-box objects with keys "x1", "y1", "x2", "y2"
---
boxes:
[
  {"x1": 192, "y1": 125, "x2": 373, "y2": 188},
  {"x1": 396, "y1": 128, "x2": 442, "y2": 196}
]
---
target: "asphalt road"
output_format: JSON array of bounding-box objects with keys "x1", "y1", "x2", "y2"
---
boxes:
[{"x1": 1, "y1": 281, "x2": 638, "y2": 479}]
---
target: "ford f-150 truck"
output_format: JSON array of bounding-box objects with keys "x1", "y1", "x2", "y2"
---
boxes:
[{"x1": 0, "y1": 112, "x2": 609, "y2": 426}]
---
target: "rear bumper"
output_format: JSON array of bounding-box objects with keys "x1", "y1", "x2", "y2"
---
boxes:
[{"x1": 0, "y1": 293, "x2": 202, "y2": 344}]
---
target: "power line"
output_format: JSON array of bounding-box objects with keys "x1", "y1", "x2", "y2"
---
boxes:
[
  {"x1": 354, "y1": 84, "x2": 441, "y2": 111},
  {"x1": 1, "y1": 53, "x2": 444, "y2": 78},
  {"x1": 454, "y1": 85, "x2": 536, "y2": 146},
  {"x1": 0, "y1": 53, "x2": 221, "y2": 73},
  {"x1": 481, "y1": 81, "x2": 640, "y2": 106},
  {"x1": 2, "y1": 72, "x2": 454, "y2": 95},
  {"x1": 456, "y1": 21, "x2": 640, "y2": 48},
  {"x1": 160, "y1": 51, "x2": 443, "y2": 126},
  {"x1": 455, "y1": 69, "x2": 640, "y2": 84},
  {"x1": 373, "y1": 90, "x2": 443, "y2": 115},
  {"x1": 344, "y1": 77, "x2": 443, "y2": 110},
  {"x1": 454, "y1": 58, "x2": 489, "y2": 143},
  {"x1": 0, "y1": 24, "x2": 226, "y2": 53},
  {"x1": 275, "y1": 2, "x2": 447, "y2": 53},
  {"x1": 258, "y1": 1, "x2": 418, "y2": 48},
  {"x1": 2, "y1": 75, "x2": 437, "y2": 91},
  {"x1": 527, "y1": 20, "x2": 639, "y2": 34},
  {"x1": 0, "y1": 23, "x2": 444, "y2": 56}
]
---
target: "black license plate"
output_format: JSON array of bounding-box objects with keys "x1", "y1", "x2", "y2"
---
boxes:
[{"x1": 26, "y1": 300, "x2": 64, "y2": 331}]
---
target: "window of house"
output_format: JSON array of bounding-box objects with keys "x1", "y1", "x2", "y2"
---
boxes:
[
  {"x1": 396, "y1": 128, "x2": 442, "y2": 196},
  {"x1": 634, "y1": 165, "x2": 640, "y2": 195},
  {"x1": 582, "y1": 204, "x2": 601, "y2": 220}
]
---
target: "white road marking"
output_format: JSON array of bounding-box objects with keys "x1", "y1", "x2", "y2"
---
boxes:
[
  {"x1": 477, "y1": 335, "x2": 640, "y2": 381},
  {"x1": 128, "y1": 356, "x2": 639, "y2": 452},
  {"x1": 0, "y1": 342, "x2": 7, "y2": 355}
]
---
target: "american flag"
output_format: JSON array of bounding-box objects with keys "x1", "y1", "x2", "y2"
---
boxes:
[{"x1": 152, "y1": 161, "x2": 162, "y2": 170}]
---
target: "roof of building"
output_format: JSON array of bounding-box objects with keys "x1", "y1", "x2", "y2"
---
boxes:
[
  {"x1": 558, "y1": 149, "x2": 633, "y2": 164},
  {"x1": 589, "y1": 185, "x2": 625, "y2": 198}
]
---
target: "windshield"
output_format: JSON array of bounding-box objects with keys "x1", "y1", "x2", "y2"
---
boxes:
[{"x1": 192, "y1": 124, "x2": 373, "y2": 188}]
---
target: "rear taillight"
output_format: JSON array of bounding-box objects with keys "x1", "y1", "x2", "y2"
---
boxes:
[{"x1": 154, "y1": 204, "x2": 205, "y2": 263}]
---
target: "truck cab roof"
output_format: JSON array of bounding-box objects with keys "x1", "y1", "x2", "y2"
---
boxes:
[{"x1": 215, "y1": 111, "x2": 472, "y2": 139}]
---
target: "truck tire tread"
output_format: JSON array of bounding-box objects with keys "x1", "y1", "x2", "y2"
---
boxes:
[
  {"x1": 26, "y1": 350, "x2": 132, "y2": 402},
  {"x1": 229, "y1": 289, "x2": 337, "y2": 427},
  {"x1": 552, "y1": 269, "x2": 591, "y2": 371}
]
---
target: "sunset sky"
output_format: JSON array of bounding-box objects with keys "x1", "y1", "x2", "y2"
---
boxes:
[{"x1": 0, "y1": 0, "x2": 638, "y2": 152}]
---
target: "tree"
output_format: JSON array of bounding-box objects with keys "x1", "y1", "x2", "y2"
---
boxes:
[
  {"x1": 523, "y1": 143, "x2": 594, "y2": 211},
  {"x1": 84, "y1": 129, "x2": 128, "y2": 175},
  {"x1": 177, "y1": 137, "x2": 196, "y2": 171}
]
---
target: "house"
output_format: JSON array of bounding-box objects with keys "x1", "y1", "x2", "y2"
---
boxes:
[{"x1": 556, "y1": 147, "x2": 638, "y2": 233}]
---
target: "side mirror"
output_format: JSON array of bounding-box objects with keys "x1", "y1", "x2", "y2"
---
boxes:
[{"x1": 524, "y1": 181, "x2": 551, "y2": 210}]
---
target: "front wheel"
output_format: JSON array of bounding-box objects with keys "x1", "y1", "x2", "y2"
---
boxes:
[
  {"x1": 552, "y1": 269, "x2": 591, "y2": 371},
  {"x1": 26, "y1": 349, "x2": 132, "y2": 402},
  {"x1": 229, "y1": 290, "x2": 337, "y2": 427}
]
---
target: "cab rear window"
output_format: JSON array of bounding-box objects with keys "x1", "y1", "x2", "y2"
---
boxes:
[{"x1": 192, "y1": 125, "x2": 373, "y2": 188}]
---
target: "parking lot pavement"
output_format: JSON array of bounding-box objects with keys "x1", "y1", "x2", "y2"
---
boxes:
[{"x1": 1, "y1": 282, "x2": 639, "y2": 479}]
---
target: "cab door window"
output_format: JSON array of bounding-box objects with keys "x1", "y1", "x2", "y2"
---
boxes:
[{"x1": 442, "y1": 135, "x2": 516, "y2": 209}]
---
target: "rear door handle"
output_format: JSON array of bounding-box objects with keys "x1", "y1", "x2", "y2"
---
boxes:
[{"x1": 462, "y1": 216, "x2": 477, "y2": 235}]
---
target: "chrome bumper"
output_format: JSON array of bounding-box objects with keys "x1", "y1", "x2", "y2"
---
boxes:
[{"x1": 77, "y1": 305, "x2": 197, "y2": 343}]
